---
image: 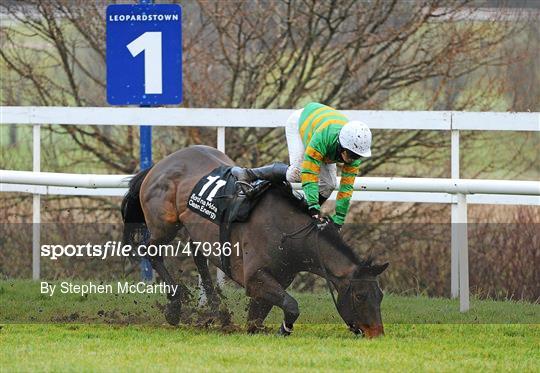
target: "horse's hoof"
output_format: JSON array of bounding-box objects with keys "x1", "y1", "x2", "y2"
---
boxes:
[
  {"x1": 164, "y1": 300, "x2": 181, "y2": 326},
  {"x1": 217, "y1": 306, "x2": 233, "y2": 327},
  {"x1": 277, "y1": 322, "x2": 293, "y2": 336},
  {"x1": 247, "y1": 323, "x2": 267, "y2": 334}
]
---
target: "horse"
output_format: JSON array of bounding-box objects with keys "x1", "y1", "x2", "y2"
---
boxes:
[{"x1": 121, "y1": 145, "x2": 388, "y2": 337}]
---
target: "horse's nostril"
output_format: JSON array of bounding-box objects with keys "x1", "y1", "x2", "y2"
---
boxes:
[{"x1": 349, "y1": 324, "x2": 363, "y2": 336}]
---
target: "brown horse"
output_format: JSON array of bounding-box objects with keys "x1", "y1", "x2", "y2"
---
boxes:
[{"x1": 121, "y1": 145, "x2": 388, "y2": 337}]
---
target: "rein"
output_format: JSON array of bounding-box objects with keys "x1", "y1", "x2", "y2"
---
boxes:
[
  {"x1": 280, "y1": 221, "x2": 340, "y2": 311},
  {"x1": 280, "y1": 221, "x2": 380, "y2": 320}
]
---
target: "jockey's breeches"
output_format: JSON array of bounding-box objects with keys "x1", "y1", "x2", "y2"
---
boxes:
[{"x1": 285, "y1": 109, "x2": 337, "y2": 198}]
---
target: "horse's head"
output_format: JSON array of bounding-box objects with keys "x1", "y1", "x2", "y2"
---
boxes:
[{"x1": 336, "y1": 262, "x2": 389, "y2": 338}]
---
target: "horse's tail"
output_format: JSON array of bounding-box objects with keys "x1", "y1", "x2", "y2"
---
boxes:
[{"x1": 121, "y1": 167, "x2": 153, "y2": 249}]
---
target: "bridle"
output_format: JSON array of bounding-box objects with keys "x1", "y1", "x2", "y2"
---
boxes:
[
  {"x1": 280, "y1": 221, "x2": 378, "y2": 320},
  {"x1": 281, "y1": 220, "x2": 341, "y2": 310}
]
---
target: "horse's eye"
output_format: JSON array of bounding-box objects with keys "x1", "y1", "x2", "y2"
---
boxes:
[{"x1": 355, "y1": 293, "x2": 368, "y2": 302}]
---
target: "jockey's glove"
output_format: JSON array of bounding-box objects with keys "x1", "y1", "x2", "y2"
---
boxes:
[
  {"x1": 310, "y1": 208, "x2": 342, "y2": 232},
  {"x1": 309, "y1": 208, "x2": 331, "y2": 231},
  {"x1": 331, "y1": 220, "x2": 343, "y2": 232},
  {"x1": 309, "y1": 207, "x2": 321, "y2": 220}
]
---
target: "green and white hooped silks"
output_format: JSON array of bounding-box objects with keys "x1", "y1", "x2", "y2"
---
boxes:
[{"x1": 284, "y1": 108, "x2": 337, "y2": 199}]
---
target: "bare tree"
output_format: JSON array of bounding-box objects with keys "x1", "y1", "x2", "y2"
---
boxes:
[{"x1": 1, "y1": 1, "x2": 535, "y2": 172}]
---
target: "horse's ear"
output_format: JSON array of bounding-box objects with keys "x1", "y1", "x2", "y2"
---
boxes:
[{"x1": 369, "y1": 262, "x2": 389, "y2": 276}]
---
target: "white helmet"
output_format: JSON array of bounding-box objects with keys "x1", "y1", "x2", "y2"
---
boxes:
[{"x1": 339, "y1": 120, "x2": 372, "y2": 157}]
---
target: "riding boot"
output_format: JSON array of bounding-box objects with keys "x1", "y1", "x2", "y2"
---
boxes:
[{"x1": 232, "y1": 162, "x2": 288, "y2": 183}]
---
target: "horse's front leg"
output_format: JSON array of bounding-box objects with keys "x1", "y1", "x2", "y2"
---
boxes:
[
  {"x1": 246, "y1": 298, "x2": 273, "y2": 333},
  {"x1": 246, "y1": 270, "x2": 299, "y2": 336}
]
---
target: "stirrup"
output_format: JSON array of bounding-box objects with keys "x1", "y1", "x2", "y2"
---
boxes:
[
  {"x1": 231, "y1": 166, "x2": 250, "y2": 182},
  {"x1": 235, "y1": 180, "x2": 254, "y2": 195}
]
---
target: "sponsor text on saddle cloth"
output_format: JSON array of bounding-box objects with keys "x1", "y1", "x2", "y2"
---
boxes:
[
  {"x1": 187, "y1": 166, "x2": 271, "y2": 274},
  {"x1": 188, "y1": 166, "x2": 235, "y2": 223}
]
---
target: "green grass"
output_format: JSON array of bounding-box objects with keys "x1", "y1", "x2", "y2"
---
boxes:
[
  {"x1": 0, "y1": 124, "x2": 122, "y2": 173},
  {"x1": 0, "y1": 280, "x2": 538, "y2": 371},
  {"x1": 1, "y1": 323, "x2": 538, "y2": 372}
]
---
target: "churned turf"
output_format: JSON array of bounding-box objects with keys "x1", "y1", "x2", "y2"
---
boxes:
[{"x1": 0, "y1": 280, "x2": 538, "y2": 372}]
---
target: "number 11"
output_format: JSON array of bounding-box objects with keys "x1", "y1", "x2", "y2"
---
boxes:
[{"x1": 198, "y1": 176, "x2": 227, "y2": 202}]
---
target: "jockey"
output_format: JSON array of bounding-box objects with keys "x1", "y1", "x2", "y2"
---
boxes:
[
  {"x1": 234, "y1": 102, "x2": 371, "y2": 229},
  {"x1": 284, "y1": 102, "x2": 371, "y2": 228}
]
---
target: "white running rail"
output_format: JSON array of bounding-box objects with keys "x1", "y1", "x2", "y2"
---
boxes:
[{"x1": 1, "y1": 106, "x2": 539, "y2": 312}]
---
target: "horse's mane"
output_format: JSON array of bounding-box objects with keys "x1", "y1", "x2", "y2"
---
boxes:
[{"x1": 269, "y1": 182, "x2": 372, "y2": 268}]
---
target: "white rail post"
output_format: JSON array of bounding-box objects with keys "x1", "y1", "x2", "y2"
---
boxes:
[
  {"x1": 457, "y1": 193, "x2": 470, "y2": 312},
  {"x1": 215, "y1": 126, "x2": 226, "y2": 287},
  {"x1": 32, "y1": 124, "x2": 41, "y2": 280},
  {"x1": 450, "y1": 128, "x2": 459, "y2": 298},
  {"x1": 217, "y1": 126, "x2": 225, "y2": 154}
]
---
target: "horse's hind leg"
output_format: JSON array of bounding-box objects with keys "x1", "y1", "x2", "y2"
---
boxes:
[
  {"x1": 246, "y1": 271, "x2": 299, "y2": 336},
  {"x1": 144, "y1": 224, "x2": 191, "y2": 326},
  {"x1": 193, "y1": 252, "x2": 220, "y2": 311},
  {"x1": 148, "y1": 254, "x2": 186, "y2": 326}
]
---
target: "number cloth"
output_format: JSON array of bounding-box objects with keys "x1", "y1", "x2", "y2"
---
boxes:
[
  {"x1": 187, "y1": 166, "x2": 236, "y2": 223},
  {"x1": 187, "y1": 166, "x2": 271, "y2": 275}
]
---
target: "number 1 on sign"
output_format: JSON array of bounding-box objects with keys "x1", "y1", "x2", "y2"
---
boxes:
[{"x1": 127, "y1": 32, "x2": 163, "y2": 94}]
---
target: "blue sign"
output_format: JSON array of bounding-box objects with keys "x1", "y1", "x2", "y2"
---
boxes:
[{"x1": 106, "y1": 4, "x2": 182, "y2": 105}]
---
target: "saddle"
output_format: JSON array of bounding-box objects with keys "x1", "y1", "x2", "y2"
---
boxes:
[{"x1": 187, "y1": 166, "x2": 272, "y2": 276}]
